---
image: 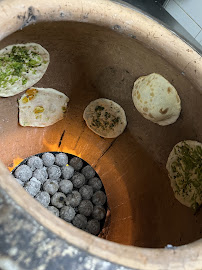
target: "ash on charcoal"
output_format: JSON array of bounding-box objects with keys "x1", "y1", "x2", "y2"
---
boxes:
[
  {"x1": 59, "y1": 180, "x2": 73, "y2": 194},
  {"x1": 47, "y1": 206, "x2": 60, "y2": 217},
  {"x1": 27, "y1": 156, "x2": 43, "y2": 171},
  {"x1": 51, "y1": 192, "x2": 66, "y2": 208},
  {"x1": 55, "y1": 153, "x2": 68, "y2": 166},
  {"x1": 35, "y1": 191, "x2": 50, "y2": 208},
  {"x1": 14, "y1": 165, "x2": 32, "y2": 182},
  {"x1": 25, "y1": 177, "x2": 41, "y2": 197},
  {"x1": 42, "y1": 152, "x2": 55, "y2": 167},
  {"x1": 11, "y1": 151, "x2": 107, "y2": 236},
  {"x1": 60, "y1": 205, "x2": 76, "y2": 222},
  {"x1": 61, "y1": 165, "x2": 74, "y2": 179},
  {"x1": 47, "y1": 165, "x2": 61, "y2": 180},
  {"x1": 33, "y1": 167, "x2": 48, "y2": 184},
  {"x1": 43, "y1": 180, "x2": 59, "y2": 195}
]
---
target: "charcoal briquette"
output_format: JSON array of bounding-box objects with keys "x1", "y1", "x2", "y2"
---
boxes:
[
  {"x1": 66, "y1": 191, "x2": 82, "y2": 207},
  {"x1": 47, "y1": 165, "x2": 61, "y2": 180},
  {"x1": 14, "y1": 165, "x2": 32, "y2": 182},
  {"x1": 81, "y1": 165, "x2": 95, "y2": 180},
  {"x1": 69, "y1": 157, "x2": 83, "y2": 171},
  {"x1": 43, "y1": 180, "x2": 59, "y2": 195},
  {"x1": 27, "y1": 156, "x2": 43, "y2": 171},
  {"x1": 33, "y1": 167, "x2": 48, "y2": 184},
  {"x1": 55, "y1": 153, "x2": 68, "y2": 166},
  {"x1": 25, "y1": 177, "x2": 41, "y2": 197},
  {"x1": 42, "y1": 152, "x2": 55, "y2": 167},
  {"x1": 92, "y1": 190, "x2": 106, "y2": 206},
  {"x1": 60, "y1": 205, "x2": 76, "y2": 222},
  {"x1": 51, "y1": 192, "x2": 66, "y2": 208},
  {"x1": 35, "y1": 191, "x2": 50, "y2": 208},
  {"x1": 86, "y1": 219, "x2": 100, "y2": 235},
  {"x1": 78, "y1": 200, "x2": 93, "y2": 217},
  {"x1": 59, "y1": 180, "x2": 73, "y2": 194},
  {"x1": 79, "y1": 185, "x2": 93, "y2": 200}
]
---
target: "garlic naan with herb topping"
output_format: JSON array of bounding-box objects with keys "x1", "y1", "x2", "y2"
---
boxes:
[
  {"x1": 166, "y1": 140, "x2": 202, "y2": 210},
  {"x1": 19, "y1": 88, "x2": 69, "y2": 127},
  {"x1": 132, "y1": 73, "x2": 181, "y2": 126},
  {"x1": 0, "y1": 43, "x2": 49, "y2": 97},
  {"x1": 83, "y1": 98, "x2": 127, "y2": 138}
]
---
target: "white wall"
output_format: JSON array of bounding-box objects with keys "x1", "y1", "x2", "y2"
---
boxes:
[{"x1": 164, "y1": 0, "x2": 202, "y2": 45}]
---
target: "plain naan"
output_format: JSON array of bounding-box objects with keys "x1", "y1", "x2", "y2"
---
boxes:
[{"x1": 132, "y1": 73, "x2": 181, "y2": 126}]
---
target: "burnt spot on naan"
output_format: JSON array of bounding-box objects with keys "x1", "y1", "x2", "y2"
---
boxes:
[
  {"x1": 149, "y1": 113, "x2": 154, "y2": 118},
  {"x1": 159, "y1": 108, "x2": 168, "y2": 114},
  {"x1": 167, "y1": 87, "x2": 172, "y2": 93}
]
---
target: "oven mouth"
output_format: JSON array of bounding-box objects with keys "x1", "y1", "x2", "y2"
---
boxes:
[
  {"x1": 0, "y1": 19, "x2": 201, "y2": 252},
  {"x1": 11, "y1": 151, "x2": 109, "y2": 237}
]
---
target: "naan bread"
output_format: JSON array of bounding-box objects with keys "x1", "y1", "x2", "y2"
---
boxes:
[
  {"x1": 83, "y1": 98, "x2": 127, "y2": 138},
  {"x1": 18, "y1": 88, "x2": 69, "y2": 127},
  {"x1": 132, "y1": 73, "x2": 181, "y2": 126},
  {"x1": 166, "y1": 140, "x2": 202, "y2": 210},
  {"x1": 0, "y1": 43, "x2": 49, "y2": 97}
]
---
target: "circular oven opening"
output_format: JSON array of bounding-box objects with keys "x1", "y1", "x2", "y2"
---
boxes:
[
  {"x1": 11, "y1": 151, "x2": 109, "y2": 237},
  {"x1": 0, "y1": 20, "x2": 201, "y2": 251}
]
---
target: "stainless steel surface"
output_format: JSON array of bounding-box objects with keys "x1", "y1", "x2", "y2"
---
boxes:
[{"x1": 115, "y1": 0, "x2": 202, "y2": 55}]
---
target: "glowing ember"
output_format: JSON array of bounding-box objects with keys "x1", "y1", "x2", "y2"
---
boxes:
[
  {"x1": 8, "y1": 139, "x2": 82, "y2": 172},
  {"x1": 42, "y1": 138, "x2": 82, "y2": 158},
  {"x1": 8, "y1": 157, "x2": 24, "y2": 172}
]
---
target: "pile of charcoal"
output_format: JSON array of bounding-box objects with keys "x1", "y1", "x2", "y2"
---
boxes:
[{"x1": 12, "y1": 152, "x2": 107, "y2": 235}]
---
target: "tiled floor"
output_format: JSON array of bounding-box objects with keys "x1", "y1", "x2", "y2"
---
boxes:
[{"x1": 164, "y1": 0, "x2": 202, "y2": 45}]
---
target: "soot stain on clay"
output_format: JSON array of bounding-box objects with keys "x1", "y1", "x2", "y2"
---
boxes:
[
  {"x1": 130, "y1": 35, "x2": 136, "y2": 39},
  {"x1": 83, "y1": 13, "x2": 89, "y2": 19},
  {"x1": 113, "y1": 25, "x2": 121, "y2": 31},
  {"x1": 59, "y1": 10, "x2": 72, "y2": 19},
  {"x1": 17, "y1": 6, "x2": 38, "y2": 29}
]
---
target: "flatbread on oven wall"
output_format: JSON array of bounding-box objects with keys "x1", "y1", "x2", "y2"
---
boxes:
[
  {"x1": 0, "y1": 43, "x2": 49, "y2": 97},
  {"x1": 83, "y1": 98, "x2": 127, "y2": 138},
  {"x1": 132, "y1": 73, "x2": 181, "y2": 126},
  {"x1": 166, "y1": 140, "x2": 202, "y2": 210},
  {"x1": 18, "y1": 88, "x2": 69, "y2": 127}
]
